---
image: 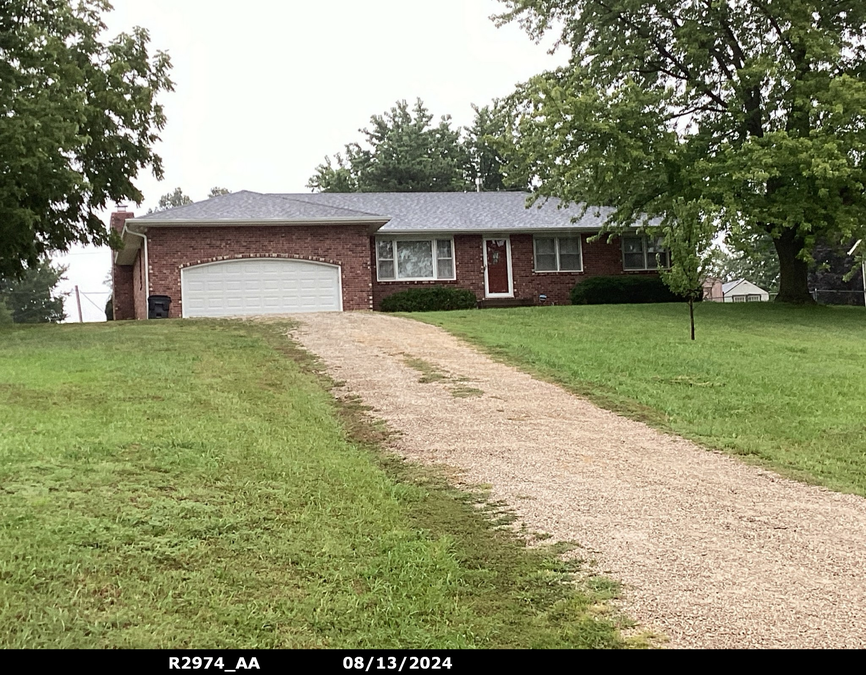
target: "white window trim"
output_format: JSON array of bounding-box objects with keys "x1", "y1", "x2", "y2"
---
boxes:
[
  {"x1": 532, "y1": 235, "x2": 584, "y2": 273},
  {"x1": 375, "y1": 236, "x2": 456, "y2": 282},
  {"x1": 622, "y1": 234, "x2": 671, "y2": 271}
]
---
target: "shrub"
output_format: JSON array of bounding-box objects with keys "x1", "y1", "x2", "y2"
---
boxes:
[
  {"x1": 570, "y1": 275, "x2": 688, "y2": 305},
  {"x1": 380, "y1": 286, "x2": 478, "y2": 312}
]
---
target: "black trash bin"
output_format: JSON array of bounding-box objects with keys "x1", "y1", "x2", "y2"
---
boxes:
[{"x1": 147, "y1": 295, "x2": 171, "y2": 319}]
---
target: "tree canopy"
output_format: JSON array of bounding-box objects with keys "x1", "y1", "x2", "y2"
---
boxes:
[
  {"x1": 0, "y1": 0, "x2": 173, "y2": 279},
  {"x1": 149, "y1": 187, "x2": 193, "y2": 213},
  {"x1": 309, "y1": 99, "x2": 469, "y2": 192},
  {"x1": 496, "y1": 0, "x2": 866, "y2": 303},
  {"x1": 464, "y1": 102, "x2": 531, "y2": 192},
  {"x1": 0, "y1": 259, "x2": 67, "y2": 323},
  {"x1": 145, "y1": 186, "x2": 231, "y2": 213},
  {"x1": 709, "y1": 232, "x2": 781, "y2": 293},
  {"x1": 308, "y1": 99, "x2": 523, "y2": 193}
]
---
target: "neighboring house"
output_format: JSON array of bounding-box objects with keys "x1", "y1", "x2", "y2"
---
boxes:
[
  {"x1": 110, "y1": 191, "x2": 668, "y2": 319},
  {"x1": 720, "y1": 278, "x2": 769, "y2": 303},
  {"x1": 702, "y1": 277, "x2": 724, "y2": 302}
]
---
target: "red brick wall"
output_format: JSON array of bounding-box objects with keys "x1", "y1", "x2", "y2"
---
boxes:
[
  {"x1": 511, "y1": 233, "x2": 657, "y2": 305},
  {"x1": 372, "y1": 234, "x2": 485, "y2": 309},
  {"x1": 114, "y1": 220, "x2": 660, "y2": 317},
  {"x1": 372, "y1": 232, "x2": 659, "y2": 308},
  {"x1": 112, "y1": 263, "x2": 135, "y2": 320},
  {"x1": 109, "y1": 210, "x2": 136, "y2": 320},
  {"x1": 145, "y1": 225, "x2": 373, "y2": 317}
]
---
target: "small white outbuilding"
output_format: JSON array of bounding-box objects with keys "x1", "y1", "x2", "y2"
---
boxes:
[{"x1": 721, "y1": 278, "x2": 770, "y2": 302}]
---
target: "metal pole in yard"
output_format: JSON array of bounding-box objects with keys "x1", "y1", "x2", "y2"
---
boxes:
[
  {"x1": 75, "y1": 285, "x2": 83, "y2": 323},
  {"x1": 846, "y1": 240, "x2": 865, "y2": 308}
]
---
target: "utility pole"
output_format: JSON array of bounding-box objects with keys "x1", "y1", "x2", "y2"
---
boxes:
[{"x1": 74, "y1": 285, "x2": 83, "y2": 323}]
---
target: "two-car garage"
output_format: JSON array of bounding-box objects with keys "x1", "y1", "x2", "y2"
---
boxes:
[{"x1": 180, "y1": 258, "x2": 343, "y2": 318}]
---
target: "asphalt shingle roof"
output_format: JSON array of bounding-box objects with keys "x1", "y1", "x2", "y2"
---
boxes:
[
  {"x1": 275, "y1": 192, "x2": 614, "y2": 232},
  {"x1": 722, "y1": 279, "x2": 746, "y2": 294},
  {"x1": 134, "y1": 190, "x2": 384, "y2": 222},
  {"x1": 133, "y1": 190, "x2": 619, "y2": 231}
]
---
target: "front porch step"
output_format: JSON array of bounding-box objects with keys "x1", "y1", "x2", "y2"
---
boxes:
[{"x1": 477, "y1": 297, "x2": 535, "y2": 309}]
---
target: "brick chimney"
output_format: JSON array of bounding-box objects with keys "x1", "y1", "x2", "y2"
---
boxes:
[
  {"x1": 110, "y1": 205, "x2": 136, "y2": 320},
  {"x1": 110, "y1": 204, "x2": 134, "y2": 233}
]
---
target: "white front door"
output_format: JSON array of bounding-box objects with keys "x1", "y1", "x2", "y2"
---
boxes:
[
  {"x1": 181, "y1": 258, "x2": 342, "y2": 317},
  {"x1": 483, "y1": 237, "x2": 513, "y2": 298}
]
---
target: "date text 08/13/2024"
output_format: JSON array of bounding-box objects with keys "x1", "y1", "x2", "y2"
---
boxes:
[{"x1": 167, "y1": 655, "x2": 454, "y2": 672}]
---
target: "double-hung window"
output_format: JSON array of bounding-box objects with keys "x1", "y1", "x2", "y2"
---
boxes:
[
  {"x1": 622, "y1": 235, "x2": 670, "y2": 270},
  {"x1": 376, "y1": 238, "x2": 455, "y2": 281},
  {"x1": 533, "y1": 236, "x2": 583, "y2": 272}
]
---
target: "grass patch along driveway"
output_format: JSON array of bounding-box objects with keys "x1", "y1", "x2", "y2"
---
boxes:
[
  {"x1": 414, "y1": 303, "x2": 866, "y2": 497},
  {"x1": 0, "y1": 319, "x2": 625, "y2": 649}
]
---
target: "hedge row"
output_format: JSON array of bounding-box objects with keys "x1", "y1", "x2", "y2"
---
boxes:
[
  {"x1": 380, "y1": 286, "x2": 478, "y2": 312},
  {"x1": 379, "y1": 277, "x2": 688, "y2": 311}
]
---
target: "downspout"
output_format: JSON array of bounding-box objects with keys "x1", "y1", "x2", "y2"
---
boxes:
[{"x1": 122, "y1": 227, "x2": 149, "y2": 318}]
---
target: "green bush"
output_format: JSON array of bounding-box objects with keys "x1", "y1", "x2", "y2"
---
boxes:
[
  {"x1": 570, "y1": 275, "x2": 687, "y2": 305},
  {"x1": 380, "y1": 286, "x2": 478, "y2": 312}
]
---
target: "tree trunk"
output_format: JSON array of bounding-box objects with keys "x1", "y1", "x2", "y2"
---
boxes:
[
  {"x1": 689, "y1": 297, "x2": 695, "y2": 341},
  {"x1": 773, "y1": 228, "x2": 815, "y2": 304}
]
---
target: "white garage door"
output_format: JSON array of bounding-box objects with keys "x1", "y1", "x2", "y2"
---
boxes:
[{"x1": 181, "y1": 258, "x2": 342, "y2": 317}]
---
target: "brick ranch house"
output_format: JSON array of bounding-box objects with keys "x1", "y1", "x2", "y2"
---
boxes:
[{"x1": 110, "y1": 191, "x2": 668, "y2": 319}]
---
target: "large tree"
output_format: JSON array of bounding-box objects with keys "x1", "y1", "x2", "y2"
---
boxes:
[
  {"x1": 308, "y1": 99, "x2": 471, "y2": 192},
  {"x1": 0, "y1": 259, "x2": 67, "y2": 324},
  {"x1": 0, "y1": 0, "x2": 173, "y2": 278},
  {"x1": 464, "y1": 102, "x2": 530, "y2": 192},
  {"x1": 148, "y1": 187, "x2": 193, "y2": 213},
  {"x1": 710, "y1": 232, "x2": 781, "y2": 293},
  {"x1": 496, "y1": 0, "x2": 866, "y2": 303}
]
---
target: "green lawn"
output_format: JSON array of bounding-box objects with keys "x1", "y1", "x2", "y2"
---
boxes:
[
  {"x1": 0, "y1": 320, "x2": 626, "y2": 649},
  {"x1": 412, "y1": 303, "x2": 866, "y2": 497}
]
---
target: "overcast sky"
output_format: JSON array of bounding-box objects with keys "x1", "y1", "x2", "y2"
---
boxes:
[{"x1": 54, "y1": 0, "x2": 566, "y2": 321}]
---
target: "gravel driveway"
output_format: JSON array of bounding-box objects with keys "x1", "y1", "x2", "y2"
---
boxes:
[{"x1": 291, "y1": 312, "x2": 866, "y2": 649}]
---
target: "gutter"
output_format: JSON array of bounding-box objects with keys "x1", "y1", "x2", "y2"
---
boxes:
[
  {"x1": 121, "y1": 226, "x2": 149, "y2": 315},
  {"x1": 126, "y1": 216, "x2": 390, "y2": 226},
  {"x1": 125, "y1": 216, "x2": 390, "y2": 236},
  {"x1": 378, "y1": 227, "x2": 613, "y2": 236}
]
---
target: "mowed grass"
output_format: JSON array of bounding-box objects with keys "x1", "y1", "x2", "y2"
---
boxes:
[
  {"x1": 412, "y1": 303, "x2": 866, "y2": 496},
  {"x1": 0, "y1": 320, "x2": 626, "y2": 649}
]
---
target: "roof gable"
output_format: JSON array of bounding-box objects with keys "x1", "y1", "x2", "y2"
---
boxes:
[{"x1": 722, "y1": 279, "x2": 768, "y2": 295}]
